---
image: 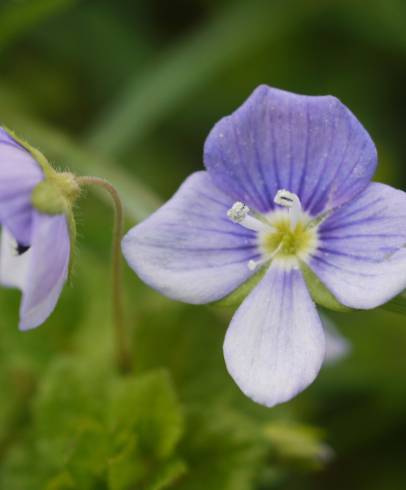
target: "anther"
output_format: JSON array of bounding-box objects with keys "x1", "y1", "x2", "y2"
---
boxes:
[
  {"x1": 274, "y1": 189, "x2": 302, "y2": 228},
  {"x1": 227, "y1": 201, "x2": 250, "y2": 223},
  {"x1": 227, "y1": 201, "x2": 273, "y2": 233}
]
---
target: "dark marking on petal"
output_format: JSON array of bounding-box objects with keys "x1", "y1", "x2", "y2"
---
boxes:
[{"x1": 16, "y1": 242, "x2": 30, "y2": 255}]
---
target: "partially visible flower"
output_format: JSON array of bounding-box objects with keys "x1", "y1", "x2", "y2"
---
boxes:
[
  {"x1": 320, "y1": 312, "x2": 351, "y2": 365},
  {"x1": 0, "y1": 128, "x2": 79, "y2": 330},
  {"x1": 122, "y1": 86, "x2": 406, "y2": 407}
]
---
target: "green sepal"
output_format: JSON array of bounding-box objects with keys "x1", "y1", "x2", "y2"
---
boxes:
[
  {"x1": 31, "y1": 173, "x2": 80, "y2": 214},
  {"x1": 212, "y1": 259, "x2": 352, "y2": 312},
  {"x1": 300, "y1": 262, "x2": 351, "y2": 312},
  {"x1": 215, "y1": 259, "x2": 406, "y2": 317},
  {"x1": 213, "y1": 259, "x2": 352, "y2": 312},
  {"x1": 32, "y1": 181, "x2": 68, "y2": 215},
  {"x1": 212, "y1": 268, "x2": 266, "y2": 308}
]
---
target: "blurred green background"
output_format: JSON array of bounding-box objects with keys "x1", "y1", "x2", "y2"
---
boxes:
[{"x1": 1, "y1": 0, "x2": 406, "y2": 488}]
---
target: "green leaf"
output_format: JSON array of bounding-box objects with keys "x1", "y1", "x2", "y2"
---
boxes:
[
  {"x1": 46, "y1": 472, "x2": 75, "y2": 490},
  {"x1": 32, "y1": 359, "x2": 111, "y2": 485},
  {"x1": 148, "y1": 458, "x2": 187, "y2": 490},
  {"x1": 61, "y1": 420, "x2": 109, "y2": 489},
  {"x1": 109, "y1": 369, "x2": 184, "y2": 461},
  {"x1": 33, "y1": 360, "x2": 105, "y2": 439},
  {"x1": 107, "y1": 435, "x2": 144, "y2": 490},
  {"x1": 107, "y1": 370, "x2": 185, "y2": 490},
  {"x1": 109, "y1": 443, "x2": 186, "y2": 490},
  {"x1": 176, "y1": 407, "x2": 267, "y2": 490}
]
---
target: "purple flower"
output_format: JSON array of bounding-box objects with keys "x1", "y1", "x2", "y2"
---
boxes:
[
  {"x1": 122, "y1": 86, "x2": 406, "y2": 407},
  {"x1": 0, "y1": 128, "x2": 75, "y2": 330}
]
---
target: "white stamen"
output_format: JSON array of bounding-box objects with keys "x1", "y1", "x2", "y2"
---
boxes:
[
  {"x1": 248, "y1": 258, "x2": 267, "y2": 271},
  {"x1": 247, "y1": 242, "x2": 283, "y2": 271},
  {"x1": 274, "y1": 189, "x2": 302, "y2": 227},
  {"x1": 227, "y1": 201, "x2": 271, "y2": 233}
]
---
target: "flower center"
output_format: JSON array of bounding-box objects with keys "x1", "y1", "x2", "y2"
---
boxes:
[
  {"x1": 260, "y1": 213, "x2": 317, "y2": 260},
  {"x1": 227, "y1": 190, "x2": 318, "y2": 271}
]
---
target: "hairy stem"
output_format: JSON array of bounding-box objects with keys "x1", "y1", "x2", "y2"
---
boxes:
[{"x1": 76, "y1": 176, "x2": 132, "y2": 373}]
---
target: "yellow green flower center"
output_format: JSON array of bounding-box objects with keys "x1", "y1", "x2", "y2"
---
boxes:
[{"x1": 260, "y1": 212, "x2": 318, "y2": 262}]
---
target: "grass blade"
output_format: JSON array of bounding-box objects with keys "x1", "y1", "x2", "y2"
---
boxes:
[{"x1": 86, "y1": 0, "x2": 312, "y2": 156}]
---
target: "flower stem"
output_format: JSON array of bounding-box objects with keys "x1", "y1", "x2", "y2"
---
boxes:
[{"x1": 76, "y1": 176, "x2": 132, "y2": 373}]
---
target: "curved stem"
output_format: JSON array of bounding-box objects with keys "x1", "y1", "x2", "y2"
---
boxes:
[{"x1": 76, "y1": 176, "x2": 132, "y2": 373}]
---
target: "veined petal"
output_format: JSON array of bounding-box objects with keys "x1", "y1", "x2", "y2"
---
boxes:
[
  {"x1": 223, "y1": 265, "x2": 325, "y2": 407},
  {"x1": 310, "y1": 183, "x2": 406, "y2": 309},
  {"x1": 19, "y1": 212, "x2": 70, "y2": 330},
  {"x1": 122, "y1": 171, "x2": 258, "y2": 304},
  {"x1": 204, "y1": 85, "x2": 376, "y2": 215},
  {"x1": 0, "y1": 130, "x2": 43, "y2": 245}
]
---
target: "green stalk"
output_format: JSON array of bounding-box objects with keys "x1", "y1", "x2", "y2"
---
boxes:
[{"x1": 76, "y1": 176, "x2": 132, "y2": 373}]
